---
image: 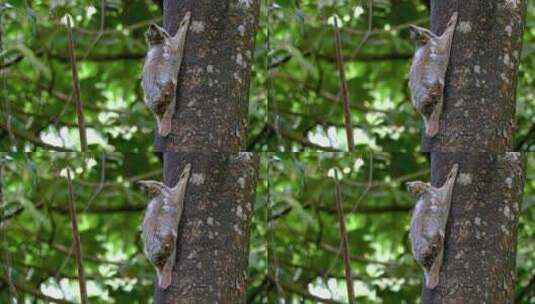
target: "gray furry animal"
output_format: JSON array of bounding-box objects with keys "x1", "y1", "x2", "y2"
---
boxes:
[
  {"x1": 407, "y1": 163, "x2": 458, "y2": 289},
  {"x1": 138, "y1": 163, "x2": 191, "y2": 289},
  {"x1": 409, "y1": 12, "x2": 458, "y2": 137},
  {"x1": 142, "y1": 12, "x2": 191, "y2": 137}
]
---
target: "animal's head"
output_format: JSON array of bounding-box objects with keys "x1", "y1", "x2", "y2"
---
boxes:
[
  {"x1": 406, "y1": 181, "x2": 430, "y2": 196},
  {"x1": 409, "y1": 25, "x2": 433, "y2": 47},
  {"x1": 137, "y1": 180, "x2": 166, "y2": 196},
  {"x1": 146, "y1": 24, "x2": 169, "y2": 46}
]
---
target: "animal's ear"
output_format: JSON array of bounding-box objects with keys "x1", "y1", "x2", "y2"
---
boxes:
[{"x1": 138, "y1": 180, "x2": 166, "y2": 195}]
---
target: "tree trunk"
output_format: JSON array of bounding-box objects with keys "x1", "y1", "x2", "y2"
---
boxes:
[
  {"x1": 154, "y1": 0, "x2": 260, "y2": 152},
  {"x1": 422, "y1": 153, "x2": 527, "y2": 303},
  {"x1": 154, "y1": 153, "x2": 259, "y2": 303},
  {"x1": 419, "y1": 2, "x2": 528, "y2": 301},
  {"x1": 421, "y1": 1, "x2": 526, "y2": 152},
  {"x1": 151, "y1": 1, "x2": 260, "y2": 301}
]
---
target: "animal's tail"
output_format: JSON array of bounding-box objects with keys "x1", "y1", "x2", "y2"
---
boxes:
[{"x1": 157, "y1": 267, "x2": 173, "y2": 289}]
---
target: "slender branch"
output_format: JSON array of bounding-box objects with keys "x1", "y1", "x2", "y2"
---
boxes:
[
  {"x1": 50, "y1": 204, "x2": 145, "y2": 214},
  {"x1": 266, "y1": 122, "x2": 341, "y2": 152},
  {"x1": 0, "y1": 120, "x2": 74, "y2": 151},
  {"x1": 267, "y1": 17, "x2": 429, "y2": 70},
  {"x1": 281, "y1": 260, "x2": 362, "y2": 281},
  {"x1": 11, "y1": 225, "x2": 125, "y2": 266},
  {"x1": 0, "y1": 272, "x2": 72, "y2": 304},
  {"x1": 266, "y1": 274, "x2": 344, "y2": 304},
  {"x1": 41, "y1": 238, "x2": 123, "y2": 266},
  {"x1": 272, "y1": 108, "x2": 365, "y2": 129},
  {"x1": 0, "y1": 53, "x2": 25, "y2": 69},
  {"x1": 41, "y1": 82, "x2": 123, "y2": 113},
  {"x1": 6, "y1": 108, "x2": 97, "y2": 128},
  {"x1": 273, "y1": 73, "x2": 389, "y2": 114},
  {"x1": 317, "y1": 52, "x2": 412, "y2": 63},
  {"x1": 333, "y1": 170, "x2": 355, "y2": 303},
  {"x1": 246, "y1": 275, "x2": 270, "y2": 303},
  {"x1": 80, "y1": 0, "x2": 106, "y2": 62},
  {"x1": 66, "y1": 169, "x2": 88, "y2": 304},
  {"x1": 333, "y1": 17, "x2": 354, "y2": 151},
  {"x1": 66, "y1": 17, "x2": 88, "y2": 151},
  {"x1": 319, "y1": 242, "x2": 394, "y2": 267},
  {"x1": 516, "y1": 271, "x2": 535, "y2": 303},
  {"x1": 318, "y1": 204, "x2": 412, "y2": 215},
  {"x1": 515, "y1": 120, "x2": 535, "y2": 150},
  {"x1": 70, "y1": 16, "x2": 161, "y2": 36},
  {"x1": 50, "y1": 52, "x2": 145, "y2": 62},
  {"x1": 343, "y1": 17, "x2": 429, "y2": 36},
  {"x1": 341, "y1": 168, "x2": 429, "y2": 188},
  {"x1": 247, "y1": 124, "x2": 271, "y2": 150},
  {"x1": 350, "y1": 0, "x2": 373, "y2": 60}
]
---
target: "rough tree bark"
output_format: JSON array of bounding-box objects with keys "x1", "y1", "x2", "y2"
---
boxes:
[
  {"x1": 422, "y1": 153, "x2": 527, "y2": 303},
  {"x1": 154, "y1": 0, "x2": 260, "y2": 152},
  {"x1": 421, "y1": 0, "x2": 526, "y2": 152},
  {"x1": 155, "y1": 153, "x2": 259, "y2": 303}
]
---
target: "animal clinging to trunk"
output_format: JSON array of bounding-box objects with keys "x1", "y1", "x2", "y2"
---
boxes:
[
  {"x1": 142, "y1": 12, "x2": 191, "y2": 137},
  {"x1": 408, "y1": 12, "x2": 458, "y2": 137},
  {"x1": 138, "y1": 163, "x2": 191, "y2": 289},
  {"x1": 407, "y1": 163, "x2": 458, "y2": 289}
]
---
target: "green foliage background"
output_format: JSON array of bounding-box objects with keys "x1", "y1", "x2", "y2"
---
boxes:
[{"x1": 0, "y1": 152, "x2": 534, "y2": 303}]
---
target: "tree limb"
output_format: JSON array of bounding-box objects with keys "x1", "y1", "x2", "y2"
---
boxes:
[
  {"x1": 0, "y1": 121, "x2": 74, "y2": 152},
  {"x1": 66, "y1": 17, "x2": 88, "y2": 151},
  {"x1": 333, "y1": 18, "x2": 354, "y2": 152},
  {"x1": 333, "y1": 170, "x2": 355, "y2": 303},
  {"x1": 66, "y1": 169, "x2": 88, "y2": 304},
  {"x1": 266, "y1": 274, "x2": 344, "y2": 304},
  {"x1": 0, "y1": 272, "x2": 72, "y2": 304},
  {"x1": 267, "y1": 122, "x2": 341, "y2": 152}
]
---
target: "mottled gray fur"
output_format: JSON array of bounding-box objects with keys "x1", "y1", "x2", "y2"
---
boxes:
[
  {"x1": 407, "y1": 163, "x2": 458, "y2": 289},
  {"x1": 138, "y1": 163, "x2": 191, "y2": 289},
  {"x1": 409, "y1": 12, "x2": 458, "y2": 137},
  {"x1": 142, "y1": 12, "x2": 191, "y2": 137}
]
